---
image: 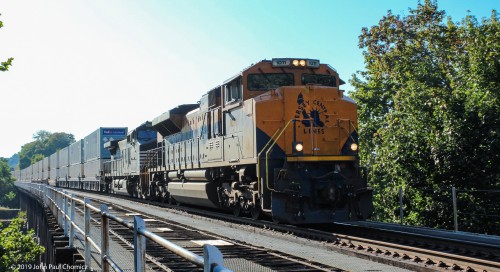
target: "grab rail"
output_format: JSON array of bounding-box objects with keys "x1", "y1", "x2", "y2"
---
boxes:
[{"x1": 264, "y1": 119, "x2": 295, "y2": 192}]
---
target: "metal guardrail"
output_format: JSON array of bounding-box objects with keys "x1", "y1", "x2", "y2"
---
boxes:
[
  {"x1": 15, "y1": 182, "x2": 233, "y2": 272},
  {"x1": 397, "y1": 186, "x2": 500, "y2": 234}
]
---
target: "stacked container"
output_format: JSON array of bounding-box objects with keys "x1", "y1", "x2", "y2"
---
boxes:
[
  {"x1": 69, "y1": 140, "x2": 84, "y2": 181},
  {"x1": 59, "y1": 146, "x2": 70, "y2": 181},
  {"x1": 83, "y1": 127, "x2": 127, "y2": 181}
]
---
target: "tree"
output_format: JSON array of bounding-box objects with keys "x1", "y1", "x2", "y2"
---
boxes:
[
  {"x1": 0, "y1": 212, "x2": 45, "y2": 271},
  {"x1": 18, "y1": 141, "x2": 44, "y2": 169},
  {"x1": 0, "y1": 160, "x2": 16, "y2": 207},
  {"x1": 19, "y1": 131, "x2": 75, "y2": 169},
  {"x1": 8, "y1": 154, "x2": 19, "y2": 171},
  {"x1": 351, "y1": 0, "x2": 499, "y2": 233},
  {"x1": 0, "y1": 13, "x2": 14, "y2": 71},
  {"x1": 44, "y1": 132, "x2": 75, "y2": 155}
]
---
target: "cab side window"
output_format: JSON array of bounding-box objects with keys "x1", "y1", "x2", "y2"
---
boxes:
[{"x1": 224, "y1": 76, "x2": 242, "y2": 104}]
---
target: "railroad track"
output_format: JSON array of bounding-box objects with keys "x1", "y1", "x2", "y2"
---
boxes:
[
  {"x1": 324, "y1": 222, "x2": 500, "y2": 272},
  {"x1": 66, "y1": 188, "x2": 500, "y2": 272},
  {"x1": 74, "y1": 196, "x2": 344, "y2": 271}
]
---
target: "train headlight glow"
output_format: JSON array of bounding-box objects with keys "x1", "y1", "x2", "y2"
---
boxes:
[
  {"x1": 350, "y1": 143, "x2": 358, "y2": 152},
  {"x1": 295, "y1": 143, "x2": 304, "y2": 152},
  {"x1": 272, "y1": 58, "x2": 321, "y2": 68}
]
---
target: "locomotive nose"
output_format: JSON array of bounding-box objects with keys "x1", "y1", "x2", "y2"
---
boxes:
[{"x1": 282, "y1": 85, "x2": 349, "y2": 156}]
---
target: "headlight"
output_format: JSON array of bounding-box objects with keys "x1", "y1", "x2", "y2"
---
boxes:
[
  {"x1": 299, "y1": 60, "x2": 306, "y2": 66},
  {"x1": 292, "y1": 59, "x2": 299, "y2": 66},
  {"x1": 295, "y1": 143, "x2": 303, "y2": 152},
  {"x1": 350, "y1": 143, "x2": 358, "y2": 151}
]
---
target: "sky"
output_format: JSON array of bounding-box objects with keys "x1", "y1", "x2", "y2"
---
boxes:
[{"x1": 0, "y1": 0, "x2": 497, "y2": 158}]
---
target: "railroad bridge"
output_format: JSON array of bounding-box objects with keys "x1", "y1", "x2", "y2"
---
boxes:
[{"x1": 16, "y1": 182, "x2": 231, "y2": 272}]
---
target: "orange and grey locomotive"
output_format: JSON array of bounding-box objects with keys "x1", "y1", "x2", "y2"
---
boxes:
[
  {"x1": 125, "y1": 58, "x2": 373, "y2": 224},
  {"x1": 19, "y1": 58, "x2": 373, "y2": 224}
]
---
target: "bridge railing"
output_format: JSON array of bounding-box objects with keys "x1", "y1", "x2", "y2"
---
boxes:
[{"x1": 15, "y1": 182, "x2": 233, "y2": 272}]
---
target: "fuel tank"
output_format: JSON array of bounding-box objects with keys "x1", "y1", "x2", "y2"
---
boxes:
[{"x1": 168, "y1": 181, "x2": 220, "y2": 208}]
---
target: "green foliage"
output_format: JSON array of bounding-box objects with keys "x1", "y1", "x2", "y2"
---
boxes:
[
  {"x1": 0, "y1": 160, "x2": 16, "y2": 207},
  {"x1": 0, "y1": 58, "x2": 13, "y2": 72},
  {"x1": 0, "y1": 212, "x2": 45, "y2": 271},
  {"x1": 351, "y1": 0, "x2": 500, "y2": 233},
  {"x1": 0, "y1": 160, "x2": 13, "y2": 181},
  {"x1": 0, "y1": 13, "x2": 14, "y2": 72},
  {"x1": 19, "y1": 131, "x2": 75, "y2": 169},
  {"x1": 8, "y1": 154, "x2": 19, "y2": 171},
  {"x1": 30, "y1": 154, "x2": 44, "y2": 165}
]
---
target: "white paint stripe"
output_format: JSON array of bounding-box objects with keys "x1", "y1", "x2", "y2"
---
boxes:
[
  {"x1": 191, "y1": 240, "x2": 233, "y2": 246},
  {"x1": 156, "y1": 227, "x2": 173, "y2": 232}
]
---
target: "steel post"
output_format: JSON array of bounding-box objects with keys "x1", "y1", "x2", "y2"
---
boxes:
[
  {"x1": 64, "y1": 190, "x2": 68, "y2": 237},
  {"x1": 134, "y1": 216, "x2": 146, "y2": 272},
  {"x1": 399, "y1": 187, "x2": 404, "y2": 225},
  {"x1": 204, "y1": 244, "x2": 223, "y2": 272},
  {"x1": 57, "y1": 188, "x2": 62, "y2": 228},
  {"x1": 44, "y1": 185, "x2": 47, "y2": 207},
  {"x1": 101, "y1": 204, "x2": 110, "y2": 272},
  {"x1": 51, "y1": 188, "x2": 54, "y2": 221},
  {"x1": 69, "y1": 194, "x2": 75, "y2": 248},
  {"x1": 48, "y1": 186, "x2": 51, "y2": 208},
  {"x1": 59, "y1": 188, "x2": 63, "y2": 228},
  {"x1": 452, "y1": 187, "x2": 458, "y2": 232},
  {"x1": 84, "y1": 197, "x2": 91, "y2": 270},
  {"x1": 54, "y1": 188, "x2": 58, "y2": 226}
]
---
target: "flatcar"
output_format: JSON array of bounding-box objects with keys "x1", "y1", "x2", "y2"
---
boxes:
[{"x1": 17, "y1": 58, "x2": 373, "y2": 224}]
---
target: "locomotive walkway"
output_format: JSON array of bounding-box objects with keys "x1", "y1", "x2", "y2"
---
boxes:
[{"x1": 16, "y1": 182, "x2": 412, "y2": 272}]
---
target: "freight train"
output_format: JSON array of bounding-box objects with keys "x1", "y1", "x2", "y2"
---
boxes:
[{"x1": 14, "y1": 58, "x2": 373, "y2": 224}]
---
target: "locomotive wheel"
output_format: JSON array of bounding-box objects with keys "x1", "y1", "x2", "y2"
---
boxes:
[
  {"x1": 135, "y1": 182, "x2": 143, "y2": 199},
  {"x1": 157, "y1": 185, "x2": 167, "y2": 203},
  {"x1": 250, "y1": 205, "x2": 262, "y2": 220},
  {"x1": 232, "y1": 205, "x2": 242, "y2": 217},
  {"x1": 168, "y1": 196, "x2": 180, "y2": 206},
  {"x1": 132, "y1": 186, "x2": 138, "y2": 198},
  {"x1": 127, "y1": 183, "x2": 134, "y2": 197}
]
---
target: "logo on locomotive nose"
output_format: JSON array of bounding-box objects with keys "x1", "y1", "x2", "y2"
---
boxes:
[{"x1": 295, "y1": 93, "x2": 328, "y2": 134}]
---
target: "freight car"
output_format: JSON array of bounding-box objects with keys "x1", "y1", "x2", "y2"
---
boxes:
[
  {"x1": 17, "y1": 58, "x2": 373, "y2": 224},
  {"x1": 17, "y1": 127, "x2": 128, "y2": 188}
]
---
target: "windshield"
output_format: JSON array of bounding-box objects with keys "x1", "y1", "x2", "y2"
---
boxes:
[
  {"x1": 247, "y1": 73, "x2": 294, "y2": 91},
  {"x1": 302, "y1": 74, "x2": 337, "y2": 87}
]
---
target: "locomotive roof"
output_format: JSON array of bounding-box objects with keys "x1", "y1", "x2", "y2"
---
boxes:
[
  {"x1": 222, "y1": 58, "x2": 345, "y2": 85},
  {"x1": 152, "y1": 104, "x2": 199, "y2": 137}
]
